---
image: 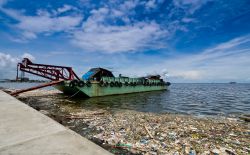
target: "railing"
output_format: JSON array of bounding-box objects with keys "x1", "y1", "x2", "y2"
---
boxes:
[{"x1": 101, "y1": 77, "x2": 161, "y2": 83}]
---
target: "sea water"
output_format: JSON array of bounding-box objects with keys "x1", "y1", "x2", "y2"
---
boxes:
[{"x1": 1, "y1": 82, "x2": 249, "y2": 116}]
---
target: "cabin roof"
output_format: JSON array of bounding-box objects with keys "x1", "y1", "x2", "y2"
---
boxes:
[
  {"x1": 145, "y1": 75, "x2": 161, "y2": 79},
  {"x1": 89, "y1": 67, "x2": 112, "y2": 73},
  {"x1": 82, "y1": 67, "x2": 114, "y2": 80}
]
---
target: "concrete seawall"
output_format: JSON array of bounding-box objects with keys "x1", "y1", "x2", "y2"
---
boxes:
[{"x1": 0, "y1": 90, "x2": 112, "y2": 155}]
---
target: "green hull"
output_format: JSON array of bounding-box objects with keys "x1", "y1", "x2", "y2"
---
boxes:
[{"x1": 54, "y1": 81, "x2": 168, "y2": 97}]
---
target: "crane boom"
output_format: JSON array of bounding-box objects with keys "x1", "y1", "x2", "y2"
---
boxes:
[{"x1": 17, "y1": 58, "x2": 80, "y2": 81}]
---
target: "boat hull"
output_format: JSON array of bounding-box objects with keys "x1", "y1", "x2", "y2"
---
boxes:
[{"x1": 54, "y1": 81, "x2": 168, "y2": 97}]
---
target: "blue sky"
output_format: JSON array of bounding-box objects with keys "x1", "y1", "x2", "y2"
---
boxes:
[{"x1": 0, "y1": 0, "x2": 250, "y2": 82}]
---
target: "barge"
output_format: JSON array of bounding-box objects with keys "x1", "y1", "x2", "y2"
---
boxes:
[
  {"x1": 12, "y1": 58, "x2": 170, "y2": 97},
  {"x1": 55, "y1": 68, "x2": 170, "y2": 97}
]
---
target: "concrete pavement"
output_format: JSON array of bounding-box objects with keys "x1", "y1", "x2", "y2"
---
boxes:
[{"x1": 0, "y1": 90, "x2": 112, "y2": 155}]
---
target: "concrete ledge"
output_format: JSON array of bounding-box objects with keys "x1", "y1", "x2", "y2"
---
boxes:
[{"x1": 0, "y1": 90, "x2": 112, "y2": 155}]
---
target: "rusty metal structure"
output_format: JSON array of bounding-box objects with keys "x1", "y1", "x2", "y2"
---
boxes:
[
  {"x1": 16, "y1": 58, "x2": 79, "y2": 81},
  {"x1": 10, "y1": 80, "x2": 64, "y2": 96},
  {"x1": 11, "y1": 58, "x2": 80, "y2": 96}
]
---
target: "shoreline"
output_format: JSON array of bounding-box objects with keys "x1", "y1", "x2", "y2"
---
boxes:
[{"x1": 2, "y1": 89, "x2": 250, "y2": 154}]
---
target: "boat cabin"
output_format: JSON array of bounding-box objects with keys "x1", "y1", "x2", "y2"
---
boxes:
[
  {"x1": 145, "y1": 75, "x2": 161, "y2": 80},
  {"x1": 82, "y1": 68, "x2": 114, "y2": 81}
]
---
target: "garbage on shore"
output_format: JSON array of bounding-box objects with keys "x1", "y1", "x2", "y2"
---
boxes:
[
  {"x1": 65, "y1": 110, "x2": 249, "y2": 155},
  {"x1": 5, "y1": 89, "x2": 250, "y2": 155}
]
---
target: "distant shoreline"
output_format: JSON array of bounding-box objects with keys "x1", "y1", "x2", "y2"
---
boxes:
[
  {"x1": 0, "y1": 80, "x2": 49, "y2": 83},
  {"x1": 1, "y1": 80, "x2": 249, "y2": 84}
]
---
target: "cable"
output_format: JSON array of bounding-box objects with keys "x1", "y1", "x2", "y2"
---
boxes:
[{"x1": 67, "y1": 89, "x2": 81, "y2": 99}]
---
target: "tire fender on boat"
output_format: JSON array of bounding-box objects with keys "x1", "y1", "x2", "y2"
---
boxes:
[
  {"x1": 114, "y1": 81, "x2": 119, "y2": 87},
  {"x1": 133, "y1": 82, "x2": 137, "y2": 86},
  {"x1": 86, "y1": 81, "x2": 91, "y2": 87},
  {"x1": 78, "y1": 81, "x2": 85, "y2": 87},
  {"x1": 69, "y1": 80, "x2": 78, "y2": 88},
  {"x1": 99, "y1": 81, "x2": 104, "y2": 87},
  {"x1": 125, "y1": 82, "x2": 129, "y2": 86},
  {"x1": 104, "y1": 82, "x2": 108, "y2": 87},
  {"x1": 118, "y1": 82, "x2": 122, "y2": 87},
  {"x1": 129, "y1": 82, "x2": 134, "y2": 86},
  {"x1": 110, "y1": 82, "x2": 115, "y2": 87}
]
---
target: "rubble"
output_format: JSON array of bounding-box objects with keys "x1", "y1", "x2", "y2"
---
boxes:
[{"x1": 5, "y1": 89, "x2": 250, "y2": 155}]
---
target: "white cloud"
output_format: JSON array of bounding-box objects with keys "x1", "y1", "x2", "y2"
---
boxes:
[
  {"x1": 72, "y1": 21, "x2": 167, "y2": 53},
  {"x1": 0, "y1": 0, "x2": 194, "y2": 53},
  {"x1": 21, "y1": 53, "x2": 35, "y2": 61},
  {"x1": 22, "y1": 31, "x2": 37, "y2": 39},
  {"x1": 161, "y1": 35, "x2": 250, "y2": 82},
  {"x1": 181, "y1": 17, "x2": 196, "y2": 23},
  {"x1": 70, "y1": 6, "x2": 168, "y2": 53},
  {"x1": 173, "y1": 0, "x2": 211, "y2": 14},
  {"x1": 0, "y1": 52, "x2": 35, "y2": 79},
  {"x1": 0, "y1": 0, "x2": 7, "y2": 6},
  {"x1": 110, "y1": 35, "x2": 250, "y2": 82},
  {"x1": 203, "y1": 36, "x2": 250, "y2": 54},
  {"x1": 120, "y1": 1, "x2": 138, "y2": 11},
  {"x1": 0, "y1": 0, "x2": 169, "y2": 53},
  {"x1": 0, "y1": 53, "x2": 18, "y2": 68},
  {"x1": 57, "y1": 4, "x2": 74, "y2": 14},
  {"x1": 170, "y1": 70, "x2": 203, "y2": 80},
  {"x1": 17, "y1": 15, "x2": 82, "y2": 32},
  {"x1": 145, "y1": 0, "x2": 157, "y2": 10},
  {"x1": 17, "y1": 14, "x2": 82, "y2": 39},
  {"x1": 165, "y1": 0, "x2": 208, "y2": 34},
  {"x1": 0, "y1": 5, "x2": 83, "y2": 41}
]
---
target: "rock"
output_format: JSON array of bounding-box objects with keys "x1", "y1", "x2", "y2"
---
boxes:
[
  {"x1": 168, "y1": 132, "x2": 177, "y2": 139},
  {"x1": 229, "y1": 133, "x2": 237, "y2": 137},
  {"x1": 184, "y1": 146, "x2": 190, "y2": 154},
  {"x1": 201, "y1": 150, "x2": 210, "y2": 155},
  {"x1": 173, "y1": 151, "x2": 179, "y2": 155},
  {"x1": 151, "y1": 144, "x2": 158, "y2": 152},
  {"x1": 211, "y1": 148, "x2": 220, "y2": 155},
  {"x1": 231, "y1": 139, "x2": 241, "y2": 145},
  {"x1": 239, "y1": 115, "x2": 250, "y2": 122},
  {"x1": 140, "y1": 138, "x2": 148, "y2": 145},
  {"x1": 190, "y1": 127, "x2": 198, "y2": 132},
  {"x1": 149, "y1": 151, "x2": 157, "y2": 155},
  {"x1": 225, "y1": 149, "x2": 236, "y2": 155},
  {"x1": 39, "y1": 110, "x2": 50, "y2": 115},
  {"x1": 189, "y1": 148, "x2": 196, "y2": 155},
  {"x1": 160, "y1": 142, "x2": 167, "y2": 148}
]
